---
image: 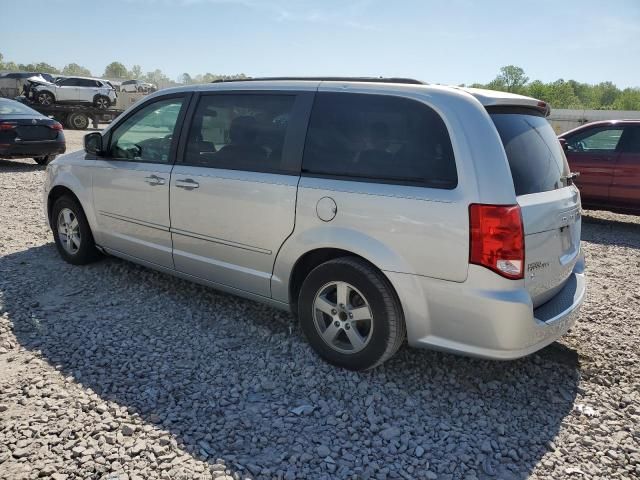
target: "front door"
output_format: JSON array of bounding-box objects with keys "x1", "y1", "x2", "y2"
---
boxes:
[
  {"x1": 610, "y1": 125, "x2": 640, "y2": 209},
  {"x1": 55, "y1": 78, "x2": 79, "y2": 101},
  {"x1": 565, "y1": 126, "x2": 623, "y2": 204},
  {"x1": 169, "y1": 91, "x2": 311, "y2": 297},
  {"x1": 92, "y1": 95, "x2": 188, "y2": 268}
]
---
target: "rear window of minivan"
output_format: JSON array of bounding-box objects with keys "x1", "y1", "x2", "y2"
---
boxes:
[{"x1": 489, "y1": 108, "x2": 569, "y2": 196}]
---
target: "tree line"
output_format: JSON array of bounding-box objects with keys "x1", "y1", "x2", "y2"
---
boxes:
[
  {"x1": 0, "y1": 53, "x2": 247, "y2": 89},
  {"x1": 1, "y1": 53, "x2": 638, "y2": 110},
  {"x1": 467, "y1": 65, "x2": 640, "y2": 111}
]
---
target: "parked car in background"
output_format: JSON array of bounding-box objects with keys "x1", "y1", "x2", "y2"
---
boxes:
[
  {"x1": 0, "y1": 98, "x2": 65, "y2": 165},
  {"x1": 0, "y1": 72, "x2": 55, "y2": 99},
  {"x1": 28, "y1": 76, "x2": 117, "y2": 109},
  {"x1": 120, "y1": 80, "x2": 157, "y2": 93},
  {"x1": 0, "y1": 71, "x2": 56, "y2": 83},
  {"x1": 43, "y1": 78, "x2": 585, "y2": 370},
  {"x1": 559, "y1": 120, "x2": 640, "y2": 215}
]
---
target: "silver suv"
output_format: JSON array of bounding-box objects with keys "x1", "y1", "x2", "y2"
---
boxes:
[{"x1": 43, "y1": 78, "x2": 586, "y2": 370}]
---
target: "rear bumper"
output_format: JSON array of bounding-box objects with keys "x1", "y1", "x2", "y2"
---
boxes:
[
  {"x1": 0, "y1": 139, "x2": 66, "y2": 159},
  {"x1": 386, "y1": 253, "x2": 586, "y2": 360}
]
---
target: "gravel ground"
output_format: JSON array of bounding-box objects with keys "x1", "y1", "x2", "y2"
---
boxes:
[{"x1": 0, "y1": 129, "x2": 639, "y2": 480}]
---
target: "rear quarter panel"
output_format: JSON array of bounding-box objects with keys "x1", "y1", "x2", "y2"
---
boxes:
[{"x1": 272, "y1": 86, "x2": 519, "y2": 304}]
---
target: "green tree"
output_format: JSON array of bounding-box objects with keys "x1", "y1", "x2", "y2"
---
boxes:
[
  {"x1": 103, "y1": 61, "x2": 128, "y2": 79},
  {"x1": 613, "y1": 88, "x2": 640, "y2": 110},
  {"x1": 62, "y1": 63, "x2": 92, "y2": 76},
  {"x1": 496, "y1": 65, "x2": 529, "y2": 93},
  {"x1": 525, "y1": 80, "x2": 548, "y2": 100},
  {"x1": 33, "y1": 62, "x2": 60, "y2": 74},
  {"x1": 130, "y1": 64, "x2": 143, "y2": 79},
  {"x1": 16, "y1": 61, "x2": 59, "y2": 74},
  {"x1": 485, "y1": 78, "x2": 507, "y2": 92},
  {"x1": 543, "y1": 80, "x2": 581, "y2": 109},
  {"x1": 180, "y1": 72, "x2": 192, "y2": 84},
  {"x1": 592, "y1": 81, "x2": 619, "y2": 108},
  {"x1": 143, "y1": 69, "x2": 173, "y2": 88}
]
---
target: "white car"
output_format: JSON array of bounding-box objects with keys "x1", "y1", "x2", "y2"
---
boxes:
[
  {"x1": 120, "y1": 79, "x2": 156, "y2": 93},
  {"x1": 30, "y1": 76, "x2": 117, "y2": 109}
]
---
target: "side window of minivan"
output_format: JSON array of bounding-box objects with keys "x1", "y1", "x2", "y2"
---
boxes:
[
  {"x1": 302, "y1": 92, "x2": 457, "y2": 189},
  {"x1": 183, "y1": 94, "x2": 296, "y2": 173},
  {"x1": 108, "y1": 97, "x2": 185, "y2": 163}
]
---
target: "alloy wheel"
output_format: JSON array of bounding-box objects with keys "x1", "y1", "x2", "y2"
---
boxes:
[
  {"x1": 312, "y1": 281, "x2": 374, "y2": 354},
  {"x1": 57, "y1": 208, "x2": 81, "y2": 254}
]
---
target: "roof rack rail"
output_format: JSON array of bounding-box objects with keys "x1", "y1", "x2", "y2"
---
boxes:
[{"x1": 211, "y1": 76, "x2": 426, "y2": 85}]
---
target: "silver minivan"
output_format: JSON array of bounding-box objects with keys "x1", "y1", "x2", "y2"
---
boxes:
[{"x1": 44, "y1": 78, "x2": 586, "y2": 370}]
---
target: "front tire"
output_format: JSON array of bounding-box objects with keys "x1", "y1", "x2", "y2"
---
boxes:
[
  {"x1": 37, "y1": 91, "x2": 55, "y2": 106},
  {"x1": 51, "y1": 195, "x2": 100, "y2": 265},
  {"x1": 298, "y1": 257, "x2": 405, "y2": 370}
]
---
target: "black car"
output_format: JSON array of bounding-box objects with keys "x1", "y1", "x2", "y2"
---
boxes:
[{"x1": 0, "y1": 98, "x2": 66, "y2": 165}]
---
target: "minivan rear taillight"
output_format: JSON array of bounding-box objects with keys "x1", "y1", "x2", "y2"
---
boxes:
[{"x1": 469, "y1": 204, "x2": 524, "y2": 280}]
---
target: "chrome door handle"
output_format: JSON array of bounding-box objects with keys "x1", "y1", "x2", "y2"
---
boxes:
[
  {"x1": 144, "y1": 175, "x2": 165, "y2": 186},
  {"x1": 175, "y1": 178, "x2": 199, "y2": 190}
]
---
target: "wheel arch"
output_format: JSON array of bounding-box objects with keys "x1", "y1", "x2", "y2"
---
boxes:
[
  {"x1": 271, "y1": 226, "x2": 414, "y2": 308},
  {"x1": 45, "y1": 163, "x2": 99, "y2": 240},
  {"x1": 37, "y1": 89, "x2": 56, "y2": 100},
  {"x1": 273, "y1": 226, "x2": 418, "y2": 307},
  {"x1": 47, "y1": 185, "x2": 81, "y2": 228}
]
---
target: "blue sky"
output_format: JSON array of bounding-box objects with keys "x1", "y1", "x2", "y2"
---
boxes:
[{"x1": 1, "y1": 0, "x2": 639, "y2": 87}]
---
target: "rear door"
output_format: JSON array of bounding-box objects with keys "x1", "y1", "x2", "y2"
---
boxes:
[
  {"x1": 610, "y1": 125, "x2": 640, "y2": 209},
  {"x1": 169, "y1": 90, "x2": 313, "y2": 297},
  {"x1": 490, "y1": 109, "x2": 581, "y2": 306},
  {"x1": 76, "y1": 78, "x2": 98, "y2": 102},
  {"x1": 91, "y1": 94, "x2": 189, "y2": 268},
  {"x1": 564, "y1": 125, "x2": 624, "y2": 203}
]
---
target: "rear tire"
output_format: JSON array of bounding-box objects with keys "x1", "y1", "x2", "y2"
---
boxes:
[
  {"x1": 67, "y1": 112, "x2": 90, "y2": 130},
  {"x1": 34, "y1": 155, "x2": 56, "y2": 165},
  {"x1": 51, "y1": 195, "x2": 100, "y2": 265},
  {"x1": 298, "y1": 257, "x2": 405, "y2": 370},
  {"x1": 93, "y1": 95, "x2": 110, "y2": 109}
]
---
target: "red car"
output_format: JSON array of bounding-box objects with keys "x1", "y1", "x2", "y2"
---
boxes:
[{"x1": 559, "y1": 120, "x2": 640, "y2": 215}]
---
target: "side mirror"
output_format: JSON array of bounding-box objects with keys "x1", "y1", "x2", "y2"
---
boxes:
[
  {"x1": 558, "y1": 138, "x2": 568, "y2": 152},
  {"x1": 84, "y1": 132, "x2": 103, "y2": 156}
]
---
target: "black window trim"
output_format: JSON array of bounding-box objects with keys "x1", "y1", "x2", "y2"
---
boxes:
[
  {"x1": 99, "y1": 92, "x2": 194, "y2": 165},
  {"x1": 300, "y1": 91, "x2": 458, "y2": 190},
  {"x1": 175, "y1": 89, "x2": 314, "y2": 175},
  {"x1": 617, "y1": 125, "x2": 640, "y2": 154}
]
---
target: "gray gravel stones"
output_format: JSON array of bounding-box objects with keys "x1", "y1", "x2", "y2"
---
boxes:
[
  {"x1": 316, "y1": 445, "x2": 330, "y2": 458},
  {"x1": 1, "y1": 136, "x2": 640, "y2": 479}
]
